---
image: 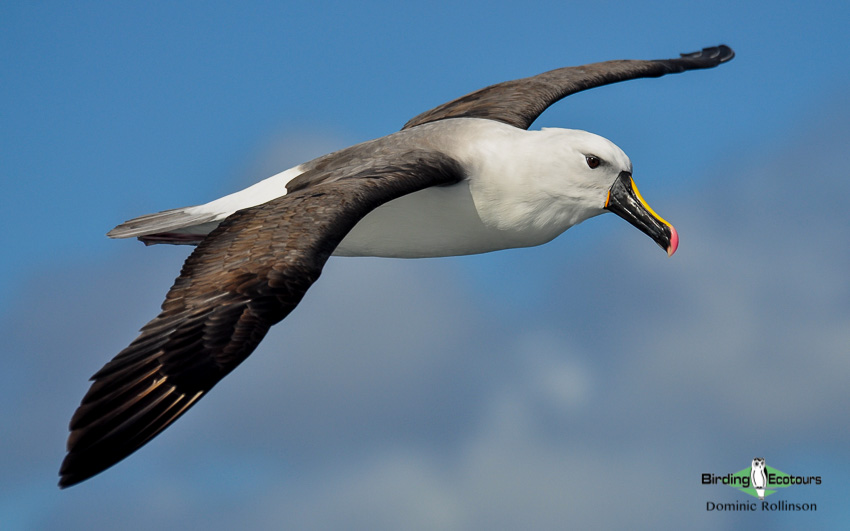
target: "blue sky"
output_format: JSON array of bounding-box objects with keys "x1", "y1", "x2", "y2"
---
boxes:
[{"x1": 2, "y1": 1, "x2": 849, "y2": 529}]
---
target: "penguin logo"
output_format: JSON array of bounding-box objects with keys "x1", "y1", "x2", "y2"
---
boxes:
[{"x1": 751, "y1": 457, "x2": 767, "y2": 500}]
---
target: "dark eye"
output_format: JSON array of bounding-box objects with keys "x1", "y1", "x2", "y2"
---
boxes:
[{"x1": 586, "y1": 156, "x2": 600, "y2": 169}]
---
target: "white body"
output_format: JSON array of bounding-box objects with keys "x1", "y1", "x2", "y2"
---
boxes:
[{"x1": 117, "y1": 119, "x2": 632, "y2": 258}]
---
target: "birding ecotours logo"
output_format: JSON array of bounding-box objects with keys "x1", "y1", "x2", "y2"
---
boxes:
[
  {"x1": 702, "y1": 457, "x2": 821, "y2": 499},
  {"x1": 702, "y1": 457, "x2": 822, "y2": 513}
]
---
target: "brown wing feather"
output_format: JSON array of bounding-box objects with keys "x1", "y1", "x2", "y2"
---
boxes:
[
  {"x1": 59, "y1": 150, "x2": 463, "y2": 488},
  {"x1": 403, "y1": 45, "x2": 734, "y2": 131}
]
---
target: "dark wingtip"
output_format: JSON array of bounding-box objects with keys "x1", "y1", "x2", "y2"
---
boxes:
[
  {"x1": 680, "y1": 45, "x2": 735, "y2": 64},
  {"x1": 58, "y1": 464, "x2": 83, "y2": 489},
  {"x1": 58, "y1": 452, "x2": 94, "y2": 489},
  {"x1": 656, "y1": 45, "x2": 734, "y2": 75}
]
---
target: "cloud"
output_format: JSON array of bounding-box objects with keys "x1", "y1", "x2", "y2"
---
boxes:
[{"x1": 5, "y1": 100, "x2": 850, "y2": 530}]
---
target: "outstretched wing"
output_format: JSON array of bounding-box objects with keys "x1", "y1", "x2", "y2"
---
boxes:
[
  {"x1": 59, "y1": 150, "x2": 463, "y2": 488},
  {"x1": 403, "y1": 45, "x2": 734, "y2": 131}
]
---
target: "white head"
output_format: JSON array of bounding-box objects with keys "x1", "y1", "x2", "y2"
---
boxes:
[
  {"x1": 472, "y1": 128, "x2": 625, "y2": 225},
  {"x1": 533, "y1": 127, "x2": 633, "y2": 217},
  {"x1": 472, "y1": 126, "x2": 677, "y2": 255}
]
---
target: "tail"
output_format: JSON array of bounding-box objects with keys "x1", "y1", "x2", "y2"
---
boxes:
[
  {"x1": 107, "y1": 208, "x2": 223, "y2": 245},
  {"x1": 108, "y1": 163, "x2": 307, "y2": 245}
]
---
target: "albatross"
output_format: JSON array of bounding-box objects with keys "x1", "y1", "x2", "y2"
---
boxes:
[{"x1": 60, "y1": 45, "x2": 734, "y2": 487}]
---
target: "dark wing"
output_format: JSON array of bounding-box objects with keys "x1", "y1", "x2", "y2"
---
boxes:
[
  {"x1": 59, "y1": 150, "x2": 463, "y2": 488},
  {"x1": 403, "y1": 45, "x2": 734, "y2": 131}
]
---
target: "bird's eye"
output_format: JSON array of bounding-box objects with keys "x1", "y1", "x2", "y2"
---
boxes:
[{"x1": 586, "y1": 156, "x2": 600, "y2": 169}]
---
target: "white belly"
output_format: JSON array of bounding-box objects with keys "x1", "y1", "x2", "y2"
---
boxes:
[{"x1": 334, "y1": 180, "x2": 544, "y2": 258}]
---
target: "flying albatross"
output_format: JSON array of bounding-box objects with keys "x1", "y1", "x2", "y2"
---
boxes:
[{"x1": 60, "y1": 45, "x2": 734, "y2": 487}]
